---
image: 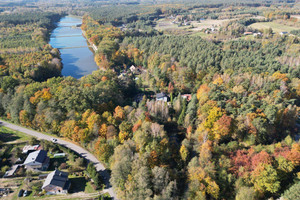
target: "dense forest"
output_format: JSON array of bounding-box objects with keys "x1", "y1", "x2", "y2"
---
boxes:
[
  {"x1": 0, "y1": 1, "x2": 299, "y2": 200},
  {"x1": 0, "y1": 12, "x2": 63, "y2": 83}
]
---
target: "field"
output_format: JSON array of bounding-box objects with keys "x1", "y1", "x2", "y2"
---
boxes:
[
  {"x1": 249, "y1": 21, "x2": 299, "y2": 33},
  {"x1": 155, "y1": 18, "x2": 233, "y2": 35},
  {"x1": 0, "y1": 126, "x2": 31, "y2": 143}
]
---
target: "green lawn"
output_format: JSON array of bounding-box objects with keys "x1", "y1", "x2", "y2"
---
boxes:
[
  {"x1": 249, "y1": 22, "x2": 298, "y2": 33},
  {"x1": 0, "y1": 126, "x2": 31, "y2": 143}
]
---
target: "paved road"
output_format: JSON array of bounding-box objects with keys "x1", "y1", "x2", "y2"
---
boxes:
[{"x1": 0, "y1": 119, "x2": 117, "y2": 199}]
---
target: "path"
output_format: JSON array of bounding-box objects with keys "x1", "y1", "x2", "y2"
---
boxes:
[{"x1": 0, "y1": 119, "x2": 117, "y2": 199}]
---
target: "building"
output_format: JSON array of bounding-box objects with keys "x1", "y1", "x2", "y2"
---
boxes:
[
  {"x1": 22, "y1": 145, "x2": 40, "y2": 154},
  {"x1": 42, "y1": 170, "x2": 70, "y2": 195},
  {"x1": 156, "y1": 92, "x2": 169, "y2": 102},
  {"x1": 181, "y1": 94, "x2": 192, "y2": 101},
  {"x1": 280, "y1": 31, "x2": 288, "y2": 36},
  {"x1": 23, "y1": 150, "x2": 49, "y2": 171},
  {"x1": 244, "y1": 32, "x2": 253, "y2": 35}
]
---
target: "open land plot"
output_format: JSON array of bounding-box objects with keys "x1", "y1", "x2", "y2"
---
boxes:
[
  {"x1": 190, "y1": 19, "x2": 235, "y2": 31},
  {"x1": 249, "y1": 21, "x2": 299, "y2": 33},
  {"x1": 155, "y1": 18, "x2": 234, "y2": 32}
]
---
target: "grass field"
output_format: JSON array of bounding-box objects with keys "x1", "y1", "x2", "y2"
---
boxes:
[
  {"x1": 0, "y1": 126, "x2": 31, "y2": 143},
  {"x1": 155, "y1": 18, "x2": 233, "y2": 35},
  {"x1": 249, "y1": 22, "x2": 298, "y2": 33}
]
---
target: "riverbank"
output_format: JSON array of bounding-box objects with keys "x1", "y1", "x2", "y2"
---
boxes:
[{"x1": 82, "y1": 30, "x2": 98, "y2": 52}]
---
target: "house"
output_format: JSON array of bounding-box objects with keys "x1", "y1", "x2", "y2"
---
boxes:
[
  {"x1": 280, "y1": 31, "x2": 288, "y2": 36},
  {"x1": 42, "y1": 170, "x2": 70, "y2": 195},
  {"x1": 156, "y1": 92, "x2": 169, "y2": 102},
  {"x1": 129, "y1": 65, "x2": 136, "y2": 73},
  {"x1": 23, "y1": 150, "x2": 49, "y2": 171},
  {"x1": 244, "y1": 32, "x2": 253, "y2": 35},
  {"x1": 181, "y1": 94, "x2": 192, "y2": 101},
  {"x1": 22, "y1": 145, "x2": 41, "y2": 154},
  {"x1": 253, "y1": 32, "x2": 262, "y2": 37}
]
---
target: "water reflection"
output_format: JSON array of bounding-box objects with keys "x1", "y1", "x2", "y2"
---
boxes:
[{"x1": 49, "y1": 16, "x2": 98, "y2": 79}]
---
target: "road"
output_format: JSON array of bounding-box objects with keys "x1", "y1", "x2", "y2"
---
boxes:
[{"x1": 0, "y1": 119, "x2": 117, "y2": 199}]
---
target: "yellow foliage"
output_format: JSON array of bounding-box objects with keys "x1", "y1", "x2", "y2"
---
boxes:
[
  {"x1": 99, "y1": 123, "x2": 108, "y2": 138},
  {"x1": 119, "y1": 131, "x2": 129, "y2": 143},
  {"x1": 272, "y1": 71, "x2": 289, "y2": 82},
  {"x1": 212, "y1": 76, "x2": 223, "y2": 85},
  {"x1": 41, "y1": 88, "x2": 52, "y2": 101},
  {"x1": 197, "y1": 84, "x2": 210, "y2": 105}
]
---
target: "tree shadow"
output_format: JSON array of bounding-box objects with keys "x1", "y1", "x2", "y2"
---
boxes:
[
  {"x1": 0, "y1": 131, "x2": 20, "y2": 143},
  {"x1": 69, "y1": 177, "x2": 87, "y2": 193}
]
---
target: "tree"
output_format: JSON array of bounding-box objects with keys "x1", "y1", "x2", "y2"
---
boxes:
[
  {"x1": 251, "y1": 164, "x2": 280, "y2": 194},
  {"x1": 235, "y1": 187, "x2": 257, "y2": 200},
  {"x1": 282, "y1": 182, "x2": 300, "y2": 200},
  {"x1": 180, "y1": 144, "x2": 189, "y2": 162}
]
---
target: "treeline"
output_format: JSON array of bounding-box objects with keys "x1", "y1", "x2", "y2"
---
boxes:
[
  {"x1": 83, "y1": 5, "x2": 162, "y2": 26},
  {"x1": 0, "y1": 11, "x2": 63, "y2": 83},
  {"x1": 0, "y1": 12, "x2": 62, "y2": 29}
]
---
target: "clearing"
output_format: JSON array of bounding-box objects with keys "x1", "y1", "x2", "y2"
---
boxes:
[{"x1": 249, "y1": 21, "x2": 299, "y2": 33}]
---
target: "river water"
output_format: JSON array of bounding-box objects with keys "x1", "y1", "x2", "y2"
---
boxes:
[{"x1": 49, "y1": 16, "x2": 98, "y2": 79}]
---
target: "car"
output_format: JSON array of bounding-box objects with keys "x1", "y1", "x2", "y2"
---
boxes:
[
  {"x1": 18, "y1": 189, "x2": 24, "y2": 197},
  {"x1": 51, "y1": 138, "x2": 58, "y2": 143},
  {"x1": 23, "y1": 190, "x2": 28, "y2": 197}
]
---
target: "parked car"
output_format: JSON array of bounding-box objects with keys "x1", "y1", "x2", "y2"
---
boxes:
[
  {"x1": 18, "y1": 189, "x2": 24, "y2": 197},
  {"x1": 23, "y1": 190, "x2": 28, "y2": 197},
  {"x1": 51, "y1": 138, "x2": 58, "y2": 143}
]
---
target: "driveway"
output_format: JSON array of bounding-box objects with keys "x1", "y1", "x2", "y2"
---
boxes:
[{"x1": 0, "y1": 119, "x2": 117, "y2": 199}]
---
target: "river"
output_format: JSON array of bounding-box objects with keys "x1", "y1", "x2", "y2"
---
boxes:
[{"x1": 49, "y1": 15, "x2": 98, "y2": 79}]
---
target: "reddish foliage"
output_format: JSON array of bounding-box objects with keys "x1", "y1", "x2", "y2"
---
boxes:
[
  {"x1": 251, "y1": 151, "x2": 272, "y2": 170},
  {"x1": 132, "y1": 120, "x2": 142, "y2": 132},
  {"x1": 215, "y1": 114, "x2": 232, "y2": 136},
  {"x1": 273, "y1": 146, "x2": 290, "y2": 158},
  {"x1": 230, "y1": 150, "x2": 251, "y2": 176}
]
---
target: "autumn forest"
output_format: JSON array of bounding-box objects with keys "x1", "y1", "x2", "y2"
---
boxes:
[{"x1": 0, "y1": 0, "x2": 299, "y2": 200}]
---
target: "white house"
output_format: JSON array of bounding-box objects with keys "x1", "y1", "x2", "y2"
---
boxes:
[{"x1": 23, "y1": 150, "x2": 49, "y2": 171}]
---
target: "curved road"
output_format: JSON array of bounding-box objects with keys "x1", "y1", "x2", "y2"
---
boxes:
[{"x1": 0, "y1": 119, "x2": 117, "y2": 199}]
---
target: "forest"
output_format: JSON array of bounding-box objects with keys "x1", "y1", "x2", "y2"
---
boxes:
[{"x1": 0, "y1": 0, "x2": 299, "y2": 200}]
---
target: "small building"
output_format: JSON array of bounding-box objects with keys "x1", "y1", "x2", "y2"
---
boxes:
[
  {"x1": 244, "y1": 32, "x2": 253, "y2": 35},
  {"x1": 280, "y1": 31, "x2": 288, "y2": 36},
  {"x1": 42, "y1": 170, "x2": 70, "y2": 195},
  {"x1": 156, "y1": 92, "x2": 169, "y2": 102},
  {"x1": 253, "y1": 32, "x2": 262, "y2": 37},
  {"x1": 129, "y1": 65, "x2": 136, "y2": 73},
  {"x1": 53, "y1": 153, "x2": 66, "y2": 158},
  {"x1": 22, "y1": 145, "x2": 40, "y2": 154},
  {"x1": 23, "y1": 150, "x2": 49, "y2": 171},
  {"x1": 181, "y1": 94, "x2": 192, "y2": 101}
]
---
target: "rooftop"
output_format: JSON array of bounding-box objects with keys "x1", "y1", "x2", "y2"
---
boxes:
[
  {"x1": 42, "y1": 170, "x2": 69, "y2": 189},
  {"x1": 24, "y1": 150, "x2": 48, "y2": 165}
]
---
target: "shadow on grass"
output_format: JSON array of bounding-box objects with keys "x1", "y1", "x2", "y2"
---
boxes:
[
  {"x1": 69, "y1": 177, "x2": 87, "y2": 193},
  {"x1": 0, "y1": 131, "x2": 20, "y2": 143}
]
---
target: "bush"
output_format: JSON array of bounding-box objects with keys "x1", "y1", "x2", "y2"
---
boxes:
[{"x1": 59, "y1": 163, "x2": 67, "y2": 170}]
